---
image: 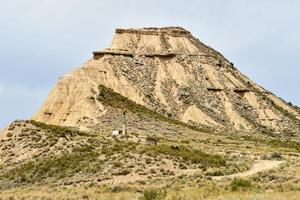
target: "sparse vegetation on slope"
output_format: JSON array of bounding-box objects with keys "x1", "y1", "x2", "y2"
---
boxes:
[
  {"x1": 97, "y1": 84, "x2": 206, "y2": 132},
  {"x1": 0, "y1": 120, "x2": 234, "y2": 189},
  {"x1": 29, "y1": 120, "x2": 90, "y2": 138},
  {"x1": 143, "y1": 144, "x2": 226, "y2": 168},
  {"x1": 2, "y1": 144, "x2": 101, "y2": 184},
  {"x1": 242, "y1": 135, "x2": 300, "y2": 152},
  {"x1": 28, "y1": 120, "x2": 95, "y2": 147},
  {"x1": 0, "y1": 118, "x2": 299, "y2": 199}
]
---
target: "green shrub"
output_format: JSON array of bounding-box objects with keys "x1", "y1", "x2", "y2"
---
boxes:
[
  {"x1": 205, "y1": 169, "x2": 224, "y2": 176},
  {"x1": 139, "y1": 188, "x2": 166, "y2": 200},
  {"x1": 181, "y1": 139, "x2": 190, "y2": 144},
  {"x1": 110, "y1": 185, "x2": 124, "y2": 193},
  {"x1": 145, "y1": 158, "x2": 152, "y2": 164},
  {"x1": 113, "y1": 161, "x2": 122, "y2": 168},
  {"x1": 146, "y1": 135, "x2": 160, "y2": 145},
  {"x1": 117, "y1": 169, "x2": 131, "y2": 176},
  {"x1": 270, "y1": 152, "x2": 282, "y2": 160},
  {"x1": 230, "y1": 178, "x2": 252, "y2": 191}
]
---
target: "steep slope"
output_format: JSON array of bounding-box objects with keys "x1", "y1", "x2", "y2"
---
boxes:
[
  {"x1": 0, "y1": 85, "x2": 236, "y2": 188},
  {"x1": 32, "y1": 27, "x2": 300, "y2": 134}
]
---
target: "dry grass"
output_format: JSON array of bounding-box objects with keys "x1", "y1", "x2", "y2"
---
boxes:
[
  {"x1": 0, "y1": 186, "x2": 138, "y2": 200},
  {"x1": 0, "y1": 185, "x2": 299, "y2": 200},
  {"x1": 1, "y1": 108, "x2": 299, "y2": 199}
]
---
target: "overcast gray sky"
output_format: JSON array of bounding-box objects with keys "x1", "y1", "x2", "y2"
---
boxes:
[{"x1": 0, "y1": 0, "x2": 299, "y2": 128}]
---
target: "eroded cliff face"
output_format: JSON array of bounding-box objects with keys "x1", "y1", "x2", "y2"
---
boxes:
[{"x1": 32, "y1": 27, "x2": 300, "y2": 134}]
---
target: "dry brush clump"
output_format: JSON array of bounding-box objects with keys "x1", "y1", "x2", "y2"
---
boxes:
[
  {"x1": 230, "y1": 178, "x2": 252, "y2": 191},
  {"x1": 139, "y1": 188, "x2": 167, "y2": 200},
  {"x1": 142, "y1": 144, "x2": 226, "y2": 168}
]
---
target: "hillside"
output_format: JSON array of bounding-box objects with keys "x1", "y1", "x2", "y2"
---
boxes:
[
  {"x1": 32, "y1": 27, "x2": 300, "y2": 135},
  {"x1": 0, "y1": 27, "x2": 299, "y2": 199}
]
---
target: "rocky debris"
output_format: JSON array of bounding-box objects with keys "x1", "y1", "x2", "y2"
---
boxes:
[{"x1": 115, "y1": 26, "x2": 190, "y2": 37}]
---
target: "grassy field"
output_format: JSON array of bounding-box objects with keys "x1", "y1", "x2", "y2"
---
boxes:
[{"x1": 0, "y1": 184, "x2": 299, "y2": 200}]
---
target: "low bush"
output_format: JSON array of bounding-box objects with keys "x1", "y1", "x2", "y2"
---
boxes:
[
  {"x1": 270, "y1": 152, "x2": 283, "y2": 160},
  {"x1": 181, "y1": 139, "x2": 190, "y2": 144},
  {"x1": 230, "y1": 178, "x2": 252, "y2": 191},
  {"x1": 114, "y1": 169, "x2": 131, "y2": 176},
  {"x1": 139, "y1": 188, "x2": 166, "y2": 200},
  {"x1": 146, "y1": 135, "x2": 159, "y2": 145}
]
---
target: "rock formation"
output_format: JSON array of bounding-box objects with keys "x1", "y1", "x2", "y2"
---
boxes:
[{"x1": 32, "y1": 27, "x2": 300, "y2": 134}]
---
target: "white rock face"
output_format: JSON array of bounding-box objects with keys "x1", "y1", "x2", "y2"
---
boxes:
[
  {"x1": 32, "y1": 59, "x2": 145, "y2": 129},
  {"x1": 32, "y1": 27, "x2": 300, "y2": 133}
]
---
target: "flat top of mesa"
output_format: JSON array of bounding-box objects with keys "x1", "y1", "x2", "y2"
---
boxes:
[
  {"x1": 93, "y1": 26, "x2": 217, "y2": 57},
  {"x1": 115, "y1": 26, "x2": 191, "y2": 35}
]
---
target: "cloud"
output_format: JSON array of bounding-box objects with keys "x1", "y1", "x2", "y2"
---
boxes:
[{"x1": 0, "y1": 84, "x2": 4, "y2": 97}]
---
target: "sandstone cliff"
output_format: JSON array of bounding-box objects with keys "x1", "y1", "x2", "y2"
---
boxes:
[{"x1": 32, "y1": 27, "x2": 300, "y2": 134}]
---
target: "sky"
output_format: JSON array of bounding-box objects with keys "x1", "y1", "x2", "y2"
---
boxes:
[{"x1": 0, "y1": 0, "x2": 299, "y2": 128}]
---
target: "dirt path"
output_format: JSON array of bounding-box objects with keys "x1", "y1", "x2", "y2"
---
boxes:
[
  {"x1": 213, "y1": 160, "x2": 285, "y2": 180},
  {"x1": 102, "y1": 160, "x2": 285, "y2": 184}
]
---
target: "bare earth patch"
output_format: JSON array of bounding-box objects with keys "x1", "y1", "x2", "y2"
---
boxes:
[{"x1": 213, "y1": 160, "x2": 286, "y2": 180}]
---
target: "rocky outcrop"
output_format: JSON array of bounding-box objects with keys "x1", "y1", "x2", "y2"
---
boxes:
[{"x1": 32, "y1": 27, "x2": 300, "y2": 134}]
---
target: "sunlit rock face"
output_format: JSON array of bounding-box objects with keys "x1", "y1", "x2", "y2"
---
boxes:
[{"x1": 32, "y1": 27, "x2": 300, "y2": 134}]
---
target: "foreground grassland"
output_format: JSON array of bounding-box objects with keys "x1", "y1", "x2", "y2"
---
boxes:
[
  {"x1": 0, "y1": 182, "x2": 299, "y2": 200},
  {"x1": 0, "y1": 120, "x2": 299, "y2": 199}
]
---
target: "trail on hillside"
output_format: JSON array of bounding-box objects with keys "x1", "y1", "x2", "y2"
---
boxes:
[
  {"x1": 102, "y1": 160, "x2": 285, "y2": 184},
  {"x1": 212, "y1": 160, "x2": 285, "y2": 180}
]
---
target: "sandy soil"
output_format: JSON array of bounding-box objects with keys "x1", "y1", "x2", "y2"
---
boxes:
[{"x1": 213, "y1": 160, "x2": 285, "y2": 180}]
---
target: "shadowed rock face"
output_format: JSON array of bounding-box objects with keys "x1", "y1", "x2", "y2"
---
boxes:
[{"x1": 32, "y1": 27, "x2": 300, "y2": 134}]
